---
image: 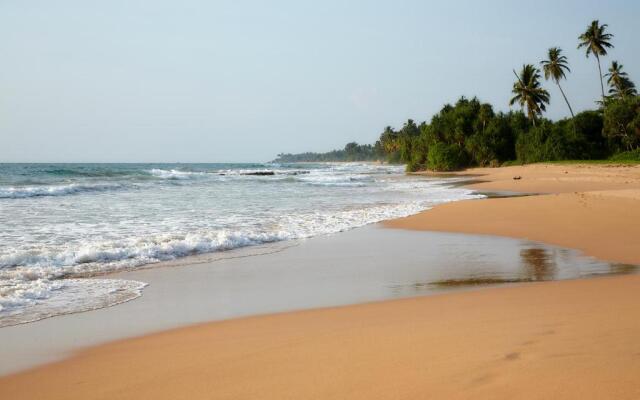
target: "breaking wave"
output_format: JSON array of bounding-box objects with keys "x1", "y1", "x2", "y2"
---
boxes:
[
  {"x1": 0, "y1": 183, "x2": 127, "y2": 199},
  {"x1": 0, "y1": 162, "x2": 483, "y2": 326}
]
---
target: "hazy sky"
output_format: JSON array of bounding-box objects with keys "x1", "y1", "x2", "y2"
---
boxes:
[{"x1": 1, "y1": 0, "x2": 639, "y2": 162}]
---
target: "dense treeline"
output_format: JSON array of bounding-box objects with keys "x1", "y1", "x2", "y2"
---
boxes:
[
  {"x1": 378, "y1": 95, "x2": 639, "y2": 171},
  {"x1": 273, "y1": 142, "x2": 383, "y2": 163},
  {"x1": 377, "y1": 20, "x2": 639, "y2": 171},
  {"x1": 274, "y1": 20, "x2": 639, "y2": 170}
]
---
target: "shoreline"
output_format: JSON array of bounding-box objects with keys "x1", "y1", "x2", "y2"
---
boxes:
[
  {"x1": 1, "y1": 163, "x2": 640, "y2": 398},
  {"x1": 0, "y1": 164, "x2": 481, "y2": 330},
  {"x1": 387, "y1": 163, "x2": 640, "y2": 265},
  {"x1": 4, "y1": 226, "x2": 613, "y2": 376},
  {"x1": 2, "y1": 274, "x2": 639, "y2": 399}
]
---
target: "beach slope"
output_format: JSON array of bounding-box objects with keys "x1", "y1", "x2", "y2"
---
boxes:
[
  {"x1": 2, "y1": 163, "x2": 640, "y2": 399},
  {"x1": 388, "y1": 163, "x2": 640, "y2": 264},
  {"x1": 1, "y1": 274, "x2": 639, "y2": 400}
]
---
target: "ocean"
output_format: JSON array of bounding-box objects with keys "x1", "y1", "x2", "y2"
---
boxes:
[{"x1": 0, "y1": 162, "x2": 483, "y2": 327}]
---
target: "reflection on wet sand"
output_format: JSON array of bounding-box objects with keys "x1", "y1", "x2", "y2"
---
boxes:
[
  {"x1": 423, "y1": 246, "x2": 558, "y2": 289},
  {"x1": 428, "y1": 277, "x2": 533, "y2": 287},
  {"x1": 608, "y1": 263, "x2": 639, "y2": 275},
  {"x1": 407, "y1": 244, "x2": 637, "y2": 290},
  {"x1": 520, "y1": 247, "x2": 557, "y2": 281}
]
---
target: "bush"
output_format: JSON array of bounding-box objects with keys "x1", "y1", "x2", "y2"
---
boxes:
[
  {"x1": 427, "y1": 143, "x2": 465, "y2": 171},
  {"x1": 516, "y1": 120, "x2": 573, "y2": 163},
  {"x1": 566, "y1": 111, "x2": 606, "y2": 159},
  {"x1": 373, "y1": 95, "x2": 640, "y2": 170},
  {"x1": 516, "y1": 124, "x2": 547, "y2": 163},
  {"x1": 609, "y1": 149, "x2": 640, "y2": 161},
  {"x1": 405, "y1": 159, "x2": 422, "y2": 172},
  {"x1": 465, "y1": 115, "x2": 517, "y2": 166},
  {"x1": 603, "y1": 96, "x2": 640, "y2": 152}
]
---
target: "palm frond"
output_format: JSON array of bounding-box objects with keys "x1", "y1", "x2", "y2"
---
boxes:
[{"x1": 510, "y1": 64, "x2": 550, "y2": 123}]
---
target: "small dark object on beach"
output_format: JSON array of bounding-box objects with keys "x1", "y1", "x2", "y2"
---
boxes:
[{"x1": 513, "y1": 176, "x2": 522, "y2": 180}]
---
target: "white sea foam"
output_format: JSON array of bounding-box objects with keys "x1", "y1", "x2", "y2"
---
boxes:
[
  {"x1": 0, "y1": 278, "x2": 147, "y2": 327},
  {"x1": 0, "y1": 183, "x2": 481, "y2": 296},
  {"x1": 0, "y1": 183, "x2": 126, "y2": 199},
  {"x1": 293, "y1": 170, "x2": 373, "y2": 186},
  {"x1": 147, "y1": 169, "x2": 209, "y2": 179},
  {"x1": 0, "y1": 162, "x2": 483, "y2": 326}
]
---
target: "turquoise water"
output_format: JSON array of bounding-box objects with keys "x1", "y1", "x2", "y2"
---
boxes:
[{"x1": 0, "y1": 162, "x2": 482, "y2": 326}]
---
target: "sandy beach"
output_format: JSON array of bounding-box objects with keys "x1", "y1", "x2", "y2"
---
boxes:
[
  {"x1": 1, "y1": 274, "x2": 639, "y2": 400},
  {"x1": 1, "y1": 163, "x2": 640, "y2": 399},
  {"x1": 391, "y1": 163, "x2": 640, "y2": 264}
]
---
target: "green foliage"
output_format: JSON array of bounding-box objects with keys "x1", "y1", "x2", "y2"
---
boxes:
[
  {"x1": 603, "y1": 96, "x2": 640, "y2": 151},
  {"x1": 515, "y1": 113, "x2": 608, "y2": 163},
  {"x1": 605, "y1": 61, "x2": 637, "y2": 99},
  {"x1": 379, "y1": 94, "x2": 638, "y2": 169},
  {"x1": 466, "y1": 114, "x2": 517, "y2": 166},
  {"x1": 541, "y1": 48, "x2": 570, "y2": 82},
  {"x1": 274, "y1": 20, "x2": 640, "y2": 171},
  {"x1": 578, "y1": 20, "x2": 614, "y2": 99},
  {"x1": 427, "y1": 143, "x2": 465, "y2": 171},
  {"x1": 609, "y1": 149, "x2": 640, "y2": 161},
  {"x1": 510, "y1": 65, "x2": 550, "y2": 124},
  {"x1": 567, "y1": 111, "x2": 607, "y2": 159},
  {"x1": 516, "y1": 120, "x2": 568, "y2": 163},
  {"x1": 273, "y1": 142, "x2": 383, "y2": 163},
  {"x1": 397, "y1": 119, "x2": 420, "y2": 163},
  {"x1": 405, "y1": 159, "x2": 421, "y2": 172},
  {"x1": 276, "y1": 94, "x2": 639, "y2": 169},
  {"x1": 541, "y1": 47, "x2": 575, "y2": 118},
  {"x1": 394, "y1": 98, "x2": 524, "y2": 170},
  {"x1": 578, "y1": 20, "x2": 614, "y2": 59}
]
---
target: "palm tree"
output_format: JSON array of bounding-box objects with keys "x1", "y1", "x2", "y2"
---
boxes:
[
  {"x1": 578, "y1": 20, "x2": 614, "y2": 101},
  {"x1": 509, "y1": 64, "x2": 550, "y2": 126},
  {"x1": 540, "y1": 47, "x2": 574, "y2": 118},
  {"x1": 379, "y1": 126, "x2": 399, "y2": 153},
  {"x1": 605, "y1": 61, "x2": 637, "y2": 99}
]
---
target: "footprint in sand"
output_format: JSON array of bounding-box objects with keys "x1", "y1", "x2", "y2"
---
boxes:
[{"x1": 504, "y1": 352, "x2": 520, "y2": 361}]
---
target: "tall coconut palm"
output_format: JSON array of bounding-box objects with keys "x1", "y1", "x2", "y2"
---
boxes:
[
  {"x1": 540, "y1": 47, "x2": 574, "y2": 118},
  {"x1": 509, "y1": 64, "x2": 550, "y2": 126},
  {"x1": 578, "y1": 20, "x2": 614, "y2": 101},
  {"x1": 605, "y1": 61, "x2": 637, "y2": 99}
]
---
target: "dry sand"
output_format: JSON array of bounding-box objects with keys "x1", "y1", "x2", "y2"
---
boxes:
[
  {"x1": 2, "y1": 163, "x2": 640, "y2": 399},
  {"x1": 434, "y1": 162, "x2": 640, "y2": 193},
  {"x1": 390, "y1": 163, "x2": 640, "y2": 265}
]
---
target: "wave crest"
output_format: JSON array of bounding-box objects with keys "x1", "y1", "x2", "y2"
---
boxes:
[
  {"x1": 0, "y1": 183, "x2": 126, "y2": 199},
  {"x1": 147, "y1": 169, "x2": 208, "y2": 180}
]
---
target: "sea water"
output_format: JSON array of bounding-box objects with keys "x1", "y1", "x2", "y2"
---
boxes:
[{"x1": 0, "y1": 162, "x2": 483, "y2": 326}]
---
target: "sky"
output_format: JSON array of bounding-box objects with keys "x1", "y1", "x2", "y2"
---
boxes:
[{"x1": 1, "y1": 0, "x2": 639, "y2": 162}]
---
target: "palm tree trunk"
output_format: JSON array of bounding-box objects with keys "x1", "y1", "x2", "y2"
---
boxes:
[
  {"x1": 596, "y1": 54, "x2": 605, "y2": 101},
  {"x1": 556, "y1": 81, "x2": 575, "y2": 118}
]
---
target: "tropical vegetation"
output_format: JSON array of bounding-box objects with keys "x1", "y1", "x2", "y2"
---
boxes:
[
  {"x1": 578, "y1": 20, "x2": 614, "y2": 101},
  {"x1": 541, "y1": 47, "x2": 574, "y2": 117},
  {"x1": 273, "y1": 142, "x2": 382, "y2": 163},
  {"x1": 274, "y1": 20, "x2": 639, "y2": 170}
]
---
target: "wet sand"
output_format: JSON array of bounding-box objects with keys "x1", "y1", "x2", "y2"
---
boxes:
[
  {"x1": 2, "y1": 163, "x2": 640, "y2": 399},
  {"x1": 1, "y1": 274, "x2": 639, "y2": 400},
  {"x1": 1, "y1": 228, "x2": 618, "y2": 376}
]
